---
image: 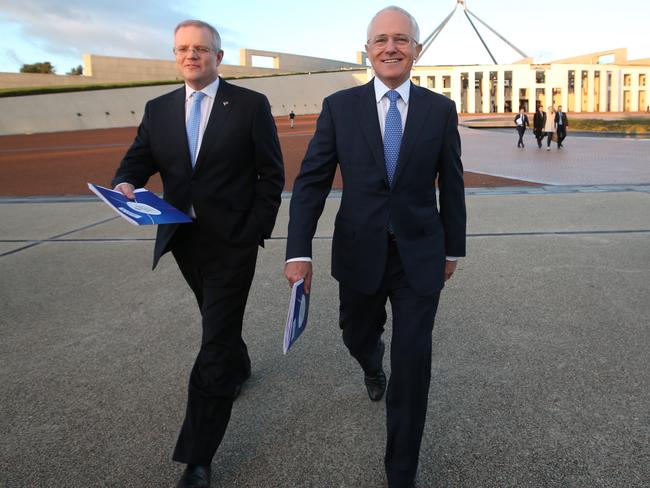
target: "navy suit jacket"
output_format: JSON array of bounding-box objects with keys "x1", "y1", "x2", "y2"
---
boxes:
[
  {"x1": 113, "y1": 78, "x2": 284, "y2": 268},
  {"x1": 286, "y1": 79, "x2": 466, "y2": 296}
]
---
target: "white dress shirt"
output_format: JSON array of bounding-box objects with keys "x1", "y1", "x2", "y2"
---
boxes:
[
  {"x1": 184, "y1": 77, "x2": 219, "y2": 217},
  {"x1": 184, "y1": 77, "x2": 219, "y2": 166}
]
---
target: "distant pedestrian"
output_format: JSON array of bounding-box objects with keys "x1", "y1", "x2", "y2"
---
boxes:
[
  {"x1": 533, "y1": 105, "x2": 546, "y2": 148},
  {"x1": 544, "y1": 106, "x2": 555, "y2": 151},
  {"x1": 289, "y1": 110, "x2": 295, "y2": 129},
  {"x1": 554, "y1": 105, "x2": 568, "y2": 148},
  {"x1": 514, "y1": 108, "x2": 529, "y2": 148}
]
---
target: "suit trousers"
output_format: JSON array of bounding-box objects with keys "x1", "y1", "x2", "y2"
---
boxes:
[
  {"x1": 516, "y1": 126, "x2": 526, "y2": 147},
  {"x1": 557, "y1": 126, "x2": 567, "y2": 147},
  {"x1": 340, "y1": 236, "x2": 441, "y2": 488},
  {"x1": 170, "y1": 222, "x2": 257, "y2": 465}
]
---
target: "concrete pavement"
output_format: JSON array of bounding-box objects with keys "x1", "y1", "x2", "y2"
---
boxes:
[{"x1": 1, "y1": 127, "x2": 649, "y2": 487}]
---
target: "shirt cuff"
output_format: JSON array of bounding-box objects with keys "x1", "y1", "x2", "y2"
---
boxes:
[
  {"x1": 445, "y1": 256, "x2": 458, "y2": 262},
  {"x1": 286, "y1": 257, "x2": 312, "y2": 263}
]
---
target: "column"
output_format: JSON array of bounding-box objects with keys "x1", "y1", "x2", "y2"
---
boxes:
[
  {"x1": 587, "y1": 70, "x2": 595, "y2": 112},
  {"x1": 599, "y1": 72, "x2": 608, "y2": 112},
  {"x1": 468, "y1": 71, "x2": 476, "y2": 113},
  {"x1": 482, "y1": 71, "x2": 490, "y2": 113},
  {"x1": 610, "y1": 69, "x2": 620, "y2": 112},
  {"x1": 629, "y1": 70, "x2": 639, "y2": 112},
  {"x1": 574, "y1": 69, "x2": 582, "y2": 113},
  {"x1": 511, "y1": 70, "x2": 520, "y2": 112},
  {"x1": 451, "y1": 71, "x2": 461, "y2": 111},
  {"x1": 560, "y1": 68, "x2": 569, "y2": 109},
  {"x1": 497, "y1": 70, "x2": 505, "y2": 113}
]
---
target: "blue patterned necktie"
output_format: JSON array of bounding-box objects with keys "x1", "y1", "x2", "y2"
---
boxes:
[
  {"x1": 383, "y1": 90, "x2": 402, "y2": 186},
  {"x1": 186, "y1": 91, "x2": 206, "y2": 167}
]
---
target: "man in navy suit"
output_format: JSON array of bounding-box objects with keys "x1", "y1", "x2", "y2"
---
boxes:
[
  {"x1": 554, "y1": 105, "x2": 569, "y2": 148},
  {"x1": 284, "y1": 6, "x2": 466, "y2": 488},
  {"x1": 112, "y1": 19, "x2": 284, "y2": 488}
]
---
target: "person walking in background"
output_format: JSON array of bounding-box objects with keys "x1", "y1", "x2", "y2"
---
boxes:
[
  {"x1": 112, "y1": 19, "x2": 284, "y2": 488},
  {"x1": 514, "y1": 108, "x2": 529, "y2": 148},
  {"x1": 284, "y1": 6, "x2": 466, "y2": 487},
  {"x1": 544, "y1": 105, "x2": 556, "y2": 151},
  {"x1": 289, "y1": 110, "x2": 296, "y2": 129},
  {"x1": 533, "y1": 104, "x2": 546, "y2": 148},
  {"x1": 555, "y1": 105, "x2": 569, "y2": 148}
]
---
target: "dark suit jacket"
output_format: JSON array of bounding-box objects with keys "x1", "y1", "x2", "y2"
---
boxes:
[
  {"x1": 286, "y1": 79, "x2": 466, "y2": 296},
  {"x1": 514, "y1": 114, "x2": 529, "y2": 128},
  {"x1": 113, "y1": 78, "x2": 284, "y2": 268},
  {"x1": 554, "y1": 111, "x2": 569, "y2": 128},
  {"x1": 533, "y1": 111, "x2": 546, "y2": 132}
]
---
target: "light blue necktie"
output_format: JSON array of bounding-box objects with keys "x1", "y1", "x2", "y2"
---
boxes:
[
  {"x1": 186, "y1": 91, "x2": 206, "y2": 167},
  {"x1": 383, "y1": 90, "x2": 402, "y2": 186}
]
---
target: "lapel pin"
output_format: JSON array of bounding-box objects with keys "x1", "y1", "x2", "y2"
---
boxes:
[{"x1": 223, "y1": 101, "x2": 229, "y2": 106}]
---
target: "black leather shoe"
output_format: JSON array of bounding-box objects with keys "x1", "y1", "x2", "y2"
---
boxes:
[
  {"x1": 176, "y1": 464, "x2": 210, "y2": 488},
  {"x1": 364, "y1": 339, "x2": 386, "y2": 401},
  {"x1": 233, "y1": 369, "x2": 252, "y2": 400},
  {"x1": 364, "y1": 369, "x2": 386, "y2": 401}
]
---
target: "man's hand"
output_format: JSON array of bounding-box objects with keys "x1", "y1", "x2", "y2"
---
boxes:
[
  {"x1": 444, "y1": 260, "x2": 458, "y2": 282},
  {"x1": 113, "y1": 182, "x2": 136, "y2": 200},
  {"x1": 284, "y1": 261, "x2": 313, "y2": 294}
]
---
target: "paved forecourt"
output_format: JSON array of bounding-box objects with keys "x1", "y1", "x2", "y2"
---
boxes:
[{"x1": 2, "y1": 180, "x2": 649, "y2": 486}]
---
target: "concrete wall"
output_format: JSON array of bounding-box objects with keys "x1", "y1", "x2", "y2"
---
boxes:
[
  {"x1": 0, "y1": 55, "x2": 285, "y2": 89},
  {"x1": 240, "y1": 49, "x2": 363, "y2": 72},
  {"x1": 0, "y1": 50, "x2": 364, "y2": 89},
  {"x1": 0, "y1": 70, "x2": 368, "y2": 135}
]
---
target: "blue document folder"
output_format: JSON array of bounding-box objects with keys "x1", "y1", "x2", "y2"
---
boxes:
[
  {"x1": 283, "y1": 279, "x2": 310, "y2": 354},
  {"x1": 88, "y1": 183, "x2": 192, "y2": 225}
]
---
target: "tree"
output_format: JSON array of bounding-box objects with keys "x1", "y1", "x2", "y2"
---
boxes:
[
  {"x1": 67, "y1": 65, "x2": 83, "y2": 75},
  {"x1": 20, "y1": 62, "x2": 56, "y2": 74}
]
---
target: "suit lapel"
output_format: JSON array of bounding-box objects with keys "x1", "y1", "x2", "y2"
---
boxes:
[
  {"x1": 193, "y1": 77, "x2": 232, "y2": 173},
  {"x1": 169, "y1": 87, "x2": 193, "y2": 174},
  {"x1": 357, "y1": 80, "x2": 387, "y2": 183},
  {"x1": 393, "y1": 84, "x2": 431, "y2": 185}
]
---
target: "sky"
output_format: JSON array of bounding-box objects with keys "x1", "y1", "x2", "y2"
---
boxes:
[{"x1": 0, "y1": 0, "x2": 648, "y2": 74}]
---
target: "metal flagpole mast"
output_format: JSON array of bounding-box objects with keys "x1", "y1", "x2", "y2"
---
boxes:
[
  {"x1": 463, "y1": 7, "x2": 498, "y2": 64},
  {"x1": 417, "y1": 0, "x2": 529, "y2": 65},
  {"x1": 465, "y1": 8, "x2": 529, "y2": 59},
  {"x1": 418, "y1": 3, "x2": 459, "y2": 61}
]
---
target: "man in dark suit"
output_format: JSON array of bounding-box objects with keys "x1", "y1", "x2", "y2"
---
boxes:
[
  {"x1": 555, "y1": 105, "x2": 569, "y2": 148},
  {"x1": 514, "y1": 108, "x2": 529, "y2": 148},
  {"x1": 112, "y1": 19, "x2": 284, "y2": 488},
  {"x1": 533, "y1": 104, "x2": 546, "y2": 148},
  {"x1": 284, "y1": 7, "x2": 466, "y2": 488}
]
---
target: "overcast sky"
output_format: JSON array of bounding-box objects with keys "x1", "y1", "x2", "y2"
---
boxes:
[{"x1": 0, "y1": 0, "x2": 648, "y2": 73}]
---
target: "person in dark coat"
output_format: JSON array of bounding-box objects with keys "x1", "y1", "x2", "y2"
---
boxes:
[
  {"x1": 111, "y1": 19, "x2": 284, "y2": 488},
  {"x1": 554, "y1": 105, "x2": 569, "y2": 148},
  {"x1": 514, "y1": 108, "x2": 529, "y2": 148},
  {"x1": 533, "y1": 105, "x2": 546, "y2": 148}
]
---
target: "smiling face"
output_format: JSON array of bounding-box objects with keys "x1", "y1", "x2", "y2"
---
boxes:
[
  {"x1": 365, "y1": 10, "x2": 422, "y2": 89},
  {"x1": 174, "y1": 25, "x2": 223, "y2": 90}
]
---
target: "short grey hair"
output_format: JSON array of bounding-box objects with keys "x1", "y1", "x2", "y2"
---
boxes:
[
  {"x1": 367, "y1": 6, "x2": 420, "y2": 43},
  {"x1": 174, "y1": 19, "x2": 221, "y2": 51}
]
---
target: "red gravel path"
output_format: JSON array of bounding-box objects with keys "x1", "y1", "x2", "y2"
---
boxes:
[{"x1": 0, "y1": 114, "x2": 538, "y2": 196}]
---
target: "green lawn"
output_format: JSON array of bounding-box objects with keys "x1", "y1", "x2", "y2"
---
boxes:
[{"x1": 569, "y1": 118, "x2": 650, "y2": 134}]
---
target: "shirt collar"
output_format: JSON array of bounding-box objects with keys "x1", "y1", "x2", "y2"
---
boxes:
[
  {"x1": 373, "y1": 77, "x2": 411, "y2": 104},
  {"x1": 185, "y1": 77, "x2": 220, "y2": 101}
]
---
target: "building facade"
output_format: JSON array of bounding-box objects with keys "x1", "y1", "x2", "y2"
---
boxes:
[{"x1": 410, "y1": 49, "x2": 650, "y2": 113}]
